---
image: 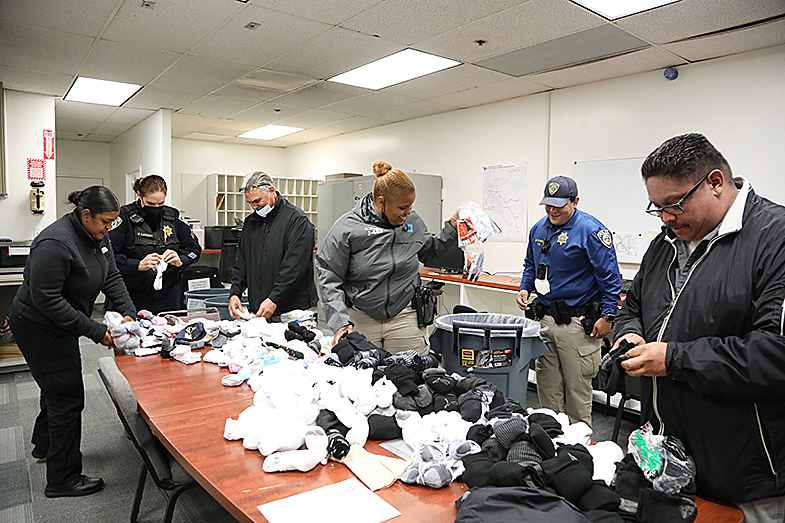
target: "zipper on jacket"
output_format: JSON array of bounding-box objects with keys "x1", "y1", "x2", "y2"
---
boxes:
[
  {"x1": 652, "y1": 233, "x2": 727, "y2": 436},
  {"x1": 754, "y1": 402, "x2": 779, "y2": 482},
  {"x1": 385, "y1": 235, "x2": 395, "y2": 319}
]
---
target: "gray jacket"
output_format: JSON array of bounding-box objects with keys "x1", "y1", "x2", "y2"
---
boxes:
[{"x1": 316, "y1": 194, "x2": 458, "y2": 332}]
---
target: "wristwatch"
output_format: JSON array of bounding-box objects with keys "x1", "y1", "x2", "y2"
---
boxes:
[{"x1": 602, "y1": 314, "x2": 616, "y2": 325}]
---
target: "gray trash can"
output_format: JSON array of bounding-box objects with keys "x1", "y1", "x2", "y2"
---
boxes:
[
  {"x1": 204, "y1": 295, "x2": 249, "y2": 320},
  {"x1": 430, "y1": 313, "x2": 547, "y2": 405},
  {"x1": 183, "y1": 288, "x2": 231, "y2": 310}
]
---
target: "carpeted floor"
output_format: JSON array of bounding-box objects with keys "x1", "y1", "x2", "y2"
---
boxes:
[{"x1": 0, "y1": 330, "x2": 637, "y2": 523}]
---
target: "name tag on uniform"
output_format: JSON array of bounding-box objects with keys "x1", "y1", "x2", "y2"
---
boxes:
[
  {"x1": 137, "y1": 232, "x2": 154, "y2": 238},
  {"x1": 101, "y1": 246, "x2": 109, "y2": 254}
]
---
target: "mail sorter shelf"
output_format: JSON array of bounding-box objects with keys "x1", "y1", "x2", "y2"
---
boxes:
[{"x1": 207, "y1": 173, "x2": 318, "y2": 227}]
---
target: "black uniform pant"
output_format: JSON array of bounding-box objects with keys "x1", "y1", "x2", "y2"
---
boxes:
[
  {"x1": 9, "y1": 314, "x2": 85, "y2": 488},
  {"x1": 127, "y1": 284, "x2": 182, "y2": 315}
]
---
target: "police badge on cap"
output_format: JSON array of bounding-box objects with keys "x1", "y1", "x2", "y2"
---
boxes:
[{"x1": 539, "y1": 176, "x2": 578, "y2": 207}]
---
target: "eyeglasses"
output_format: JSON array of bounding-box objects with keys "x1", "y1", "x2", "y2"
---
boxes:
[{"x1": 645, "y1": 172, "x2": 711, "y2": 217}]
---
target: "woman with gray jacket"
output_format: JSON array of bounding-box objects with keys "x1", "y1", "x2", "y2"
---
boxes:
[{"x1": 316, "y1": 161, "x2": 458, "y2": 354}]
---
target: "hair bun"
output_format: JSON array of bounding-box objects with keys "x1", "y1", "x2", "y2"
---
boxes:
[
  {"x1": 373, "y1": 160, "x2": 392, "y2": 177},
  {"x1": 68, "y1": 190, "x2": 82, "y2": 205}
]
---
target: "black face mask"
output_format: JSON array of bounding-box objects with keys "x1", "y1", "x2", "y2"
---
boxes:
[{"x1": 142, "y1": 205, "x2": 163, "y2": 223}]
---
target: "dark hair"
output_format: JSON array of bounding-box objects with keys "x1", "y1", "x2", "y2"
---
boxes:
[
  {"x1": 642, "y1": 133, "x2": 733, "y2": 183},
  {"x1": 68, "y1": 186, "x2": 120, "y2": 215},
  {"x1": 132, "y1": 174, "x2": 167, "y2": 197}
]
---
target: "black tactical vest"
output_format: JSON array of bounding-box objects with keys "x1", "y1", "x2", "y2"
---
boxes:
[{"x1": 120, "y1": 201, "x2": 181, "y2": 290}]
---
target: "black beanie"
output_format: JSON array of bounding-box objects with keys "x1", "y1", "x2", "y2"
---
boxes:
[
  {"x1": 458, "y1": 390, "x2": 483, "y2": 423},
  {"x1": 460, "y1": 451, "x2": 494, "y2": 488},
  {"x1": 425, "y1": 374, "x2": 457, "y2": 395},
  {"x1": 367, "y1": 414, "x2": 403, "y2": 440},
  {"x1": 315, "y1": 409, "x2": 349, "y2": 436},
  {"x1": 527, "y1": 412, "x2": 564, "y2": 437},
  {"x1": 493, "y1": 417, "x2": 529, "y2": 448},
  {"x1": 385, "y1": 363, "x2": 419, "y2": 396},
  {"x1": 488, "y1": 461, "x2": 526, "y2": 487},
  {"x1": 481, "y1": 437, "x2": 507, "y2": 462},
  {"x1": 637, "y1": 488, "x2": 697, "y2": 523},
  {"x1": 432, "y1": 393, "x2": 459, "y2": 412},
  {"x1": 466, "y1": 423, "x2": 494, "y2": 445},
  {"x1": 528, "y1": 423, "x2": 556, "y2": 459},
  {"x1": 556, "y1": 443, "x2": 593, "y2": 475},
  {"x1": 541, "y1": 453, "x2": 594, "y2": 504}
]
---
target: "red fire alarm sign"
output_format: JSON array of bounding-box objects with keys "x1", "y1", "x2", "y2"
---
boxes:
[
  {"x1": 27, "y1": 158, "x2": 46, "y2": 181},
  {"x1": 43, "y1": 129, "x2": 55, "y2": 160}
]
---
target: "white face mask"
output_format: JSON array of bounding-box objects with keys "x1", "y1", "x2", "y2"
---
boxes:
[{"x1": 255, "y1": 204, "x2": 272, "y2": 217}]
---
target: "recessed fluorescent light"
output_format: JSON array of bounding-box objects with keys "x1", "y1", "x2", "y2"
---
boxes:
[
  {"x1": 64, "y1": 77, "x2": 142, "y2": 106},
  {"x1": 327, "y1": 49, "x2": 460, "y2": 90},
  {"x1": 571, "y1": 0, "x2": 682, "y2": 20},
  {"x1": 239, "y1": 124, "x2": 303, "y2": 140}
]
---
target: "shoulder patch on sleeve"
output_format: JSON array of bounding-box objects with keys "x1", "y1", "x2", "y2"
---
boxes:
[
  {"x1": 109, "y1": 216, "x2": 122, "y2": 231},
  {"x1": 596, "y1": 228, "x2": 613, "y2": 249},
  {"x1": 178, "y1": 212, "x2": 189, "y2": 225}
]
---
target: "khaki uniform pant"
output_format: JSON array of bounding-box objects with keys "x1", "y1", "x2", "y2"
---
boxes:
[
  {"x1": 536, "y1": 315, "x2": 601, "y2": 427},
  {"x1": 349, "y1": 305, "x2": 429, "y2": 355}
]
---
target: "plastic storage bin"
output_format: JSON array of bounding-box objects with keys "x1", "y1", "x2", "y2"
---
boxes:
[
  {"x1": 204, "y1": 295, "x2": 249, "y2": 320},
  {"x1": 430, "y1": 313, "x2": 547, "y2": 404},
  {"x1": 183, "y1": 288, "x2": 231, "y2": 310}
]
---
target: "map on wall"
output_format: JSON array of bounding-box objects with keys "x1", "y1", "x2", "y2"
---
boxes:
[{"x1": 482, "y1": 163, "x2": 528, "y2": 243}]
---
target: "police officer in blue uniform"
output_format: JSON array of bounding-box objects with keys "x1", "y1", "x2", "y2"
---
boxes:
[
  {"x1": 516, "y1": 175, "x2": 621, "y2": 427},
  {"x1": 108, "y1": 175, "x2": 201, "y2": 314}
]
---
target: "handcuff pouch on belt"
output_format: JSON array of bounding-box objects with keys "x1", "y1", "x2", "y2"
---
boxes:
[{"x1": 412, "y1": 281, "x2": 445, "y2": 329}]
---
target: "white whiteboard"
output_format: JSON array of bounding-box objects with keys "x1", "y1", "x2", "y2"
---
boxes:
[{"x1": 573, "y1": 157, "x2": 663, "y2": 264}]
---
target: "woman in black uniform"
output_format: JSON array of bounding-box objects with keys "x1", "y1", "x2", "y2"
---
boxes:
[
  {"x1": 108, "y1": 175, "x2": 201, "y2": 314},
  {"x1": 10, "y1": 186, "x2": 136, "y2": 497}
]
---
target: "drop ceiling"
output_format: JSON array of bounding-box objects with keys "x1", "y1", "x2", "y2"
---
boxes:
[{"x1": 0, "y1": 0, "x2": 783, "y2": 146}]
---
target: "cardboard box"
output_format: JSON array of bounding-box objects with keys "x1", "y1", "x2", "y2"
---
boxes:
[{"x1": 325, "y1": 173, "x2": 363, "y2": 180}]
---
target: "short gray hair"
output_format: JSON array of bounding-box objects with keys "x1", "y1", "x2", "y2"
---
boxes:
[{"x1": 240, "y1": 171, "x2": 274, "y2": 192}]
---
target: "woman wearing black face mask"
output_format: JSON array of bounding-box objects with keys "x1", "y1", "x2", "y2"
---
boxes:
[{"x1": 107, "y1": 175, "x2": 202, "y2": 314}]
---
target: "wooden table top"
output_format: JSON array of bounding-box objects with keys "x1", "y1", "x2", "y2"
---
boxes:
[
  {"x1": 419, "y1": 269, "x2": 521, "y2": 291},
  {"x1": 116, "y1": 349, "x2": 742, "y2": 523}
]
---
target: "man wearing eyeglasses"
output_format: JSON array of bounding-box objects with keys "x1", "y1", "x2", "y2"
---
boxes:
[
  {"x1": 228, "y1": 171, "x2": 318, "y2": 320},
  {"x1": 614, "y1": 133, "x2": 785, "y2": 521},
  {"x1": 516, "y1": 175, "x2": 622, "y2": 428}
]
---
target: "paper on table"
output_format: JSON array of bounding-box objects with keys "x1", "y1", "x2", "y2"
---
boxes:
[
  {"x1": 258, "y1": 477, "x2": 400, "y2": 523},
  {"x1": 379, "y1": 438, "x2": 413, "y2": 461},
  {"x1": 342, "y1": 444, "x2": 409, "y2": 491}
]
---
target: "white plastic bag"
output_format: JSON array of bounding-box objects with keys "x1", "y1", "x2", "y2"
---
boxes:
[{"x1": 456, "y1": 201, "x2": 501, "y2": 281}]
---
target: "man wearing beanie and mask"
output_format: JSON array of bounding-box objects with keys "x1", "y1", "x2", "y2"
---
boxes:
[
  {"x1": 228, "y1": 171, "x2": 318, "y2": 320},
  {"x1": 516, "y1": 175, "x2": 621, "y2": 428}
]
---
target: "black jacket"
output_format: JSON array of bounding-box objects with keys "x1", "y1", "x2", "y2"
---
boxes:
[
  {"x1": 109, "y1": 201, "x2": 201, "y2": 291},
  {"x1": 12, "y1": 211, "x2": 136, "y2": 346},
  {"x1": 615, "y1": 180, "x2": 785, "y2": 503},
  {"x1": 230, "y1": 194, "x2": 317, "y2": 315}
]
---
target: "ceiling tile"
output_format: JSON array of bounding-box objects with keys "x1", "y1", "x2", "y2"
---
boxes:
[
  {"x1": 203, "y1": 119, "x2": 262, "y2": 133},
  {"x1": 182, "y1": 132, "x2": 230, "y2": 141},
  {"x1": 249, "y1": 0, "x2": 383, "y2": 25},
  {"x1": 267, "y1": 128, "x2": 338, "y2": 145},
  {"x1": 231, "y1": 102, "x2": 308, "y2": 123},
  {"x1": 414, "y1": 0, "x2": 605, "y2": 63},
  {"x1": 340, "y1": 0, "x2": 526, "y2": 45},
  {"x1": 177, "y1": 95, "x2": 260, "y2": 118},
  {"x1": 273, "y1": 109, "x2": 349, "y2": 127},
  {"x1": 663, "y1": 18, "x2": 785, "y2": 62},
  {"x1": 56, "y1": 100, "x2": 117, "y2": 120},
  {"x1": 82, "y1": 133, "x2": 117, "y2": 143},
  {"x1": 92, "y1": 121, "x2": 133, "y2": 136},
  {"x1": 476, "y1": 24, "x2": 649, "y2": 76},
  {"x1": 262, "y1": 27, "x2": 403, "y2": 79},
  {"x1": 383, "y1": 64, "x2": 511, "y2": 99},
  {"x1": 0, "y1": 65, "x2": 74, "y2": 96},
  {"x1": 55, "y1": 118, "x2": 101, "y2": 134},
  {"x1": 431, "y1": 77, "x2": 551, "y2": 107},
  {"x1": 268, "y1": 81, "x2": 370, "y2": 109},
  {"x1": 527, "y1": 47, "x2": 687, "y2": 88},
  {"x1": 101, "y1": 0, "x2": 244, "y2": 53},
  {"x1": 171, "y1": 113, "x2": 221, "y2": 134},
  {"x1": 188, "y1": 5, "x2": 331, "y2": 66},
  {"x1": 314, "y1": 115, "x2": 394, "y2": 133},
  {"x1": 104, "y1": 107, "x2": 155, "y2": 125},
  {"x1": 0, "y1": 0, "x2": 119, "y2": 37},
  {"x1": 321, "y1": 91, "x2": 420, "y2": 116},
  {"x1": 213, "y1": 83, "x2": 283, "y2": 102},
  {"x1": 123, "y1": 86, "x2": 202, "y2": 111},
  {"x1": 56, "y1": 131, "x2": 86, "y2": 141},
  {"x1": 365, "y1": 99, "x2": 461, "y2": 122},
  {"x1": 79, "y1": 39, "x2": 182, "y2": 85},
  {"x1": 0, "y1": 21, "x2": 94, "y2": 75},
  {"x1": 222, "y1": 136, "x2": 285, "y2": 146},
  {"x1": 148, "y1": 55, "x2": 256, "y2": 95},
  {"x1": 616, "y1": 0, "x2": 785, "y2": 44}
]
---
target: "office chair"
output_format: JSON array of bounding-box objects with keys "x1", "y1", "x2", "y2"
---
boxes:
[
  {"x1": 452, "y1": 304, "x2": 478, "y2": 314},
  {"x1": 97, "y1": 357, "x2": 200, "y2": 523},
  {"x1": 611, "y1": 374, "x2": 641, "y2": 444}
]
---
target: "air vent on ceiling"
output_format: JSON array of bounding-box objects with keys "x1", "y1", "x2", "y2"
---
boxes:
[{"x1": 235, "y1": 69, "x2": 315, "y2": 92}]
